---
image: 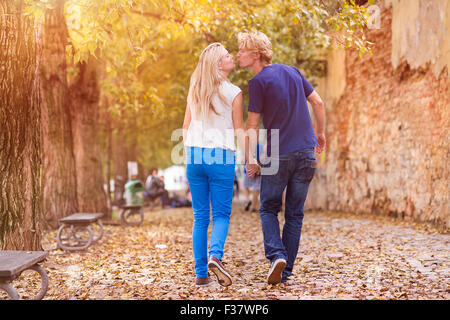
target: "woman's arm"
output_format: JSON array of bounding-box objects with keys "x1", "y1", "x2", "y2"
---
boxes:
[
  {"x1": 232, "y1": 92, "x2": 258, "y2": 170},
  {"x1": 232, "y1": 92, "x2": 247, "y2": 159},
  {"x1": 245, "y1": 111, "x2": 261, "y2": 177}
]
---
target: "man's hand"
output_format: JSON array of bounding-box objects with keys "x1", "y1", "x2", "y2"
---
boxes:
[
  {"x1": 307, "y1": 91, "x2": 326, "y2": 155},
  {"x1": 316, "y1": 133, "x2": 326, "y2": 154},
  {"x1": 246, "y1": 163, "x2": 261, "y2": 178}
]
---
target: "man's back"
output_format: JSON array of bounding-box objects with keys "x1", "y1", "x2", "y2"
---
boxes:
[{"x1": 248, "y1": 64, "x2": 317, "y2": 156}]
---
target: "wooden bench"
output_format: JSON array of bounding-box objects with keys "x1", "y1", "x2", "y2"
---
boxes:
[
  {"x1": 120, "y1": 205, "x2": 144, "y2": 226},
  {"x1": 57, "y1": 213, "x2": 104, "y2": 251},
  {"x1": 0, "y1": 251, "x2": 49, "y2": 300}
]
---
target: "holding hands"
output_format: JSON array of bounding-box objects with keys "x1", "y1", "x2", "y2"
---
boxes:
[{"x1": 246, "y1": 162, "x2": 261, "y2": 178}]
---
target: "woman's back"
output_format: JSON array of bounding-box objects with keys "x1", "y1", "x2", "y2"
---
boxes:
[{"x1": 186, "y1": 80, "x2": 241, "y2": 151}]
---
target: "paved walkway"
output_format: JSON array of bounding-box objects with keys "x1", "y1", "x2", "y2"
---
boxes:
[{"x1": 14, "y1": 203, "x2": 448, "y2": 300}]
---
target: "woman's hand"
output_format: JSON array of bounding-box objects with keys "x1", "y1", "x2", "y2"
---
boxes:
[{"x1": 246, "y1": 163, "x2": 261, "y2": 177}]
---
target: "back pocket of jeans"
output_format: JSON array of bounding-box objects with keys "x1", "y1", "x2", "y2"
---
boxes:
[
  {"x1": 265, "y1": 159, "x2": 290, "y2": 184},
  {"x1": 295, "y1": 159, "x2": 316, "y2": 183},
  {"x1": 305, "y1": 159, "x2": 317, "y2": 181}
]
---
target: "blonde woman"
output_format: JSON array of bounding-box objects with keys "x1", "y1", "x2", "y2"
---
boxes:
[{"x1": 182, "y1": 43, "x2": 251, "y2": 287}]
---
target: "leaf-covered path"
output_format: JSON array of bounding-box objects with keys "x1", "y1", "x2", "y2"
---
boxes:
[{"x1": 11, "y1": 203, "x2": 450, "y2": 300}]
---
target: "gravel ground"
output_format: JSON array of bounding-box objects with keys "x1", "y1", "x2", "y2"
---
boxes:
[{"x1": 3, "y1": 202, "x2": 448, "y2": 300}]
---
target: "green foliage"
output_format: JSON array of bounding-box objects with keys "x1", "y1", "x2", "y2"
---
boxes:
[{"x1": 26, "y1": 0, "x2": 373, "y2": 169}]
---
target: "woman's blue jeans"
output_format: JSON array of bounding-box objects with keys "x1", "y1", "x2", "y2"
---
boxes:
[{"x1": 186, "y1": 146, "x2": 235, "y2": 278}]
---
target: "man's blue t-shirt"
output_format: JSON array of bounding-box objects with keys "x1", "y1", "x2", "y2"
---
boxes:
[{"x1": 248, "y1": 64, "x2": 317, "y2": 157}]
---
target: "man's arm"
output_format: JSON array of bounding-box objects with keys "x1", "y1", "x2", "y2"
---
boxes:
[{"x1": 307, "y1": 90, "x2": 326, "y2": 153}]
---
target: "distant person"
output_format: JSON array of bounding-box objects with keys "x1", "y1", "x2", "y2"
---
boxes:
[
  {"x1": 233, "y1": 171, "x2": 240, "y2": 199},
  {"x1": 145, "y1": 168, "x2": 170, "y2": 209},
  {"x1": 243, "y1": 142, "x2": 264, "y2": 212},
  {"x1": 113, "y1": 175, "x2": 126, "y2": 206}
]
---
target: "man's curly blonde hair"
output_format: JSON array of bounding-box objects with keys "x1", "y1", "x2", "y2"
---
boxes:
[{"x1": 237, "y1": 31, "x2": 273, "y2": 65}]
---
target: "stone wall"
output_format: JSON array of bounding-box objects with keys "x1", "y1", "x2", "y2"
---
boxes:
[{"x1": 306, "y1": 0, "x2": 449, "y2": 229}]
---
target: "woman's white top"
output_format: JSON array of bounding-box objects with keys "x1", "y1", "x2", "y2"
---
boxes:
[{"x1": 185, "y1": 80, "x2": 241, "y2": 152}]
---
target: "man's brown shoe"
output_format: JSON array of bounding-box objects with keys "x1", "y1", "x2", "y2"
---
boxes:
[
  {"x1": 195, "y1": 276, "x2": 214, "y2": 287},
  {"x1": 208, "y1": 256, "x2": 232, "y2": 287}
]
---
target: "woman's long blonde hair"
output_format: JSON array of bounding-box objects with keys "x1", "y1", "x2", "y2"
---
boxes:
[{"x1": 187, "y1": 42, "x2": 228, "y2": 120}]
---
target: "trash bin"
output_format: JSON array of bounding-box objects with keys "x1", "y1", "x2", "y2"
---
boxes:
[{"x1": 124, "y1": 180, "x2": 145, "y2": 206}]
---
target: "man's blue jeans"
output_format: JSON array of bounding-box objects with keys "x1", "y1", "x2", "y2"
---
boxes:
[
  {"x1": 186, "y1": 146, "x2": 235, "y2": 278},
  {"x1": 259, "y1": 148, "x2": 316, "y2": 281}
]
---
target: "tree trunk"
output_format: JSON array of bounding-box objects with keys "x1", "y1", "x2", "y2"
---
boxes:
[
  {"x1": 0, "y1": 0, "x2": 43, "y2": 250},
  {"x1": 99, "y1": 96, "x2": 112, "y2": 219},
  {"x1": 39, "y1": 0, "x2": 78, "y2": 229},
  {"x1": 105, "y1": 117, "x2": 112, "y2": 218},
  {"x1": 69, "y1": 56, "x2": 108, "y2": 215},
  {"x1": 112, "y1": 122, "x2": 129, "y2": 206}
]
